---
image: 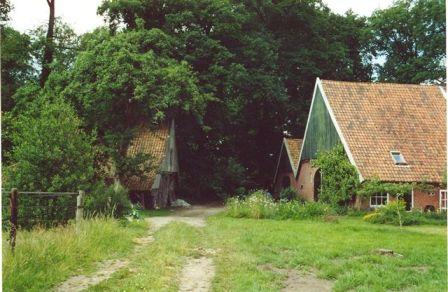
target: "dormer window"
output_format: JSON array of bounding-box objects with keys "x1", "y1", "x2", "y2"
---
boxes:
[{"x1": 390, "y1": 151, "x2": 407, "y2": 165}]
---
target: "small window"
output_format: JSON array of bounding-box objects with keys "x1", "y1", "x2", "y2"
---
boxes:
[
  {"x1": 370, "y1": 193, "x2": 388, "y2": 208},
  {"x1": 390, "y1": 151, "x2": 407, "y2": 165}
]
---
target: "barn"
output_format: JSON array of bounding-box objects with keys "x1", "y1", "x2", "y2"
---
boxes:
[
  {"x1": 278, "y1": 78, "x2": 447, "y2": 211},
  {"x1": 273, "y1": 138, "x2": 302, "y2": 198},
  {"x1": 124, "y1": 120, "x2": 179, "y2": 209}
]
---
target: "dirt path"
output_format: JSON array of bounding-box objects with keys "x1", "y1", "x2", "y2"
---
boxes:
[
  {"x1": 178, "y1": 257, "x2": 215, "y2": 292},
  {"x1": 148, "y1": 206, "x2": 222, "y2": 292},
  {"x1": 54, "y1": 205, "x2": 223, "y2": 292},
  {"x1": 260, "y1": 264, "x2": 332, "y2": 292},
  {"x1": 147, "y1": 205, "x2": 224, "y2": 231},
  {"x1": 55, "y1": 259, "x2": 129, "y2": 292}
]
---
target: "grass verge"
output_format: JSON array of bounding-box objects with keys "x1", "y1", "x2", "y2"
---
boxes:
[{"x1": 2, "y1": 218, "x2": 147, "y2": 291}]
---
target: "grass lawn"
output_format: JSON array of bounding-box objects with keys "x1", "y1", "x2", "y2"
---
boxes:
[
  {"x1": 206, "y1": 216, "x2": 447, "y2": 291},
  {"x1": 88, "y1": 214, "x2": 447, "y2": 291},
  {"x1": 2, "y1": 218, "x2": 147, "y2": 291},
  {"x1": 4, "y1": 213, "x2": 447, "y2": 291}
]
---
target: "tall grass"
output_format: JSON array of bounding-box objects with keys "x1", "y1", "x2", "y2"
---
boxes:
[
  {"x1": 3, "y1": 217, "x2": 147, "y2": 291},
  {"x1": 226, "y1": 190, "x2": 335, "y2": 220}
]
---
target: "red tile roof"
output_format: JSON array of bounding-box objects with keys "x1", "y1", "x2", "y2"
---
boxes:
[
  {"x1": 321, "y1": 80, "x2": 446, "y2": 183},
  {"x1": 124, "y1": 124, "x2": 169, "y2": 191},
  {"x1": 285, "y1": 138, "x2": 303, "y2": 171}
]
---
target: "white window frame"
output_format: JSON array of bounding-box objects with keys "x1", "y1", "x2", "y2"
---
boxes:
[
  {"x1": 390, "y1": 150, "x2": 407, "y2": 165},
  {"x1": 440, "y1": 190, "x2": 447, "y2": 211},
  {"x1": 370, "y1": 193, "x2": 389, "y2": 208}
]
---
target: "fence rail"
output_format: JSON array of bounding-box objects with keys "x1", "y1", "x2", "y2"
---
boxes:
[{"x1": 2, "y1": 188, "x2": 84, "y2": 251}]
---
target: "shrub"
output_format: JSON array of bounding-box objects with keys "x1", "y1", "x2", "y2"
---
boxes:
[
  {"x1": 226, "y1": 189, "x2": 334, "y2": 220},
  {"x1": 362, "y1": 200, "x2": 446, "y2": 226},
  {"x1": 279, "y1": 187, "x2": 299, "y2": 202},
  {"x1": 84, "y1": 182, "x2": 131, "y2": 218},
  {"x1": 296, "y1": 201, "x2": 335, "y2": 219}
]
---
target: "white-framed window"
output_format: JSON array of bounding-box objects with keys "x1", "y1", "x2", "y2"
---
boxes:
[
  {"x1": 390, "y1": 151, "x2": 407, "y2": 165},
  {"x1": 370, "y1": 193, "x2": 389, "y2": 208},
  {"x1": 440, "y1": 190, "x2": 447, "y2": 211}
]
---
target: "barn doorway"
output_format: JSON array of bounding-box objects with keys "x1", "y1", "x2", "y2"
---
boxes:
[
  {"x1": 313, "y1": 169, "x2": 321, "y2": 201},
  {"x1": 282, "y1": 176, "x2": 291, "y2": 189}
]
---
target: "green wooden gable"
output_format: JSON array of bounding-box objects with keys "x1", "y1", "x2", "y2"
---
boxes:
[{"x1": 300, "y1": 86, "x2": 341, "y2": 160}]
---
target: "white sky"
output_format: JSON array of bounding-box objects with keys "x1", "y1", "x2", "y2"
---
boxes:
[{"x1": 9, "y1": 0, "x2": 394, "y2": 35}]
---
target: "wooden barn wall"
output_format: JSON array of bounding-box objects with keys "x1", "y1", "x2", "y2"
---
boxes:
[{"x1": 301, "y1": 88, "x2": 341, "y2": 160}]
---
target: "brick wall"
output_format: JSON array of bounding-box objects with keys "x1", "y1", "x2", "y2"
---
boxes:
[
  {"x1": 413, "y1": 187, "x2": 442, "y2": 211},
  {"x1": 297, "y1": 160, "x2": 319, "y2": 202}
]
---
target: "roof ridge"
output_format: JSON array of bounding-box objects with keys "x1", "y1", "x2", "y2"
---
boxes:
[{"x1": 320, "y1": 79, "x2": 441, "y2": 88}]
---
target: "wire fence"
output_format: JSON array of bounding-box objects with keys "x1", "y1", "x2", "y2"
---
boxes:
[{"x1": 2, "y1": 189, "x2": 80, "y2": 230}]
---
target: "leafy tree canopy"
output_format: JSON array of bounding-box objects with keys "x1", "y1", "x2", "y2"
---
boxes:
[
  {"x1": 370, "y1": 0, "x2": 446, "y2": 84},
  {"x1": 3, "y1": 97, "x2": 96, "y2": 191}
]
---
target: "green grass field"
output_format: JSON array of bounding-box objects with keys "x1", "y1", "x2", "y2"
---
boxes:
[{"x1": 3, "y1": 214, "x2": 447, "y2": 291}]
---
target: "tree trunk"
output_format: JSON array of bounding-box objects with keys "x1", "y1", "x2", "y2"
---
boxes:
[{"x1": 39, "y1": 0, "x2": 55, "y2": 87}]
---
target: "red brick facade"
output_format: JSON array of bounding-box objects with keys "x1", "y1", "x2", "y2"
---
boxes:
[{"x1": 412, "y1": 187, "x2": 443, "y2": 211}]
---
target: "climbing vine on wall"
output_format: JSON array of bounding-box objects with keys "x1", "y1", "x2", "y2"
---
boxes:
[{"x1": 311, "y1": 144, "x2": 359, "y2": 206}]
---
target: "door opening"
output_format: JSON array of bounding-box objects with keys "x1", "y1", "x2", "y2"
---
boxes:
[{"x1": 313, "y1": 169, "x2": 321, "y2": 202}]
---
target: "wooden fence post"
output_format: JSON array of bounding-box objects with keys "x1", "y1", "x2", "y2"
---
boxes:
[
  {"x1": 76, "y1": 190, "x2": 84, "y2": 223},
  {"x1": 10, "y1": 188, "x2": 18, "y2": 251}
]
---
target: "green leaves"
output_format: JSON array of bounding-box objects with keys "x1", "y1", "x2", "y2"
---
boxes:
[
  {"x1": 312, "y1": 144, "x2": 360, "y2": 206},
  {"x1": 4, "y1": 97, "x2": 96, "y2": 191},
  {"x1": 370, "y1": 0, "x2": 446, "y2": 84}
]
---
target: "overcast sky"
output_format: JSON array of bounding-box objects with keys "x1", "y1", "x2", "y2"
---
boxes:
[{"x1": 10, "y1": 0, "x2": 394, "y2": 35}]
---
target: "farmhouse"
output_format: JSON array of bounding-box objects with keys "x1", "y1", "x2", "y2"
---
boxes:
[
  {"x1": 124, "y1": 120, "x2": 179, "y2": 209},
  {"x1": 276, "y1": 78, "x2": 447, "y2": 211}
]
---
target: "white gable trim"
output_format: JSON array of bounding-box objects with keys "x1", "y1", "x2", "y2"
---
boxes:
[
  {"x1": 296, "y1": 80, "x2": 319, "y2": 177},
  {"x1": 317, "y1": 78, "x2": 364, "y2": 182},
  {"x1": 274, "y1": 138, "x2": 298, "y2": 185},
  {"x1": 284, "y1": 139, "x2": 298, "y2": 177},
  {"x1": 439, "y1": 86, "x2": 447, "y2": 99}
]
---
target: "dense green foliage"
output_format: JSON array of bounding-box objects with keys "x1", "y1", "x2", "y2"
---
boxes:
[
  {"x1": 370, "y1": 0, "x2": 446, "y2": 84},
  {"x1": 226, "y1": 189, "x2": 334, "y2": 219},
  {"x1": 95, "y1": 0, "x2": 380, "y2": 199},
  {"x1": 279, "y1": 186, "x2": 299, "y2": 202},
  {"x1": 84, "y1": 182, "x2": 132, "y2": 218},
  {"x1": 1, "y1": 27, "x2": 33, "y2": 111},
  {"x1": 311, "y1": 144, "x2": 359, "y2": 205},
  {"x1": 363, "y1": 200, "x2": 447, "y2": 226},
  {"x1": 3, "y1": 97, "x2": 95, "y2": 192}
]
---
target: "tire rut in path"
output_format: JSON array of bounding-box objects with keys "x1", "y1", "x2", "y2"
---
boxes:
[
  {"x1": 178, "y1": 256, "x2": 216, "y2": 292},
  {"x1": 54, "y1": 205, "x2": 223, "y2": 291}
]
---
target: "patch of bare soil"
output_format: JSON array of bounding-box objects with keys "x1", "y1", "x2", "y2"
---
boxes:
[
  {"x1": 178, "y1": 256, "x2": 215, "y2": 292},
  {"x1": 260, "y1": 264, "x2": 333, "y2": 292},
  {"x1": 55, "y1": 259, "x2": 129, "y2": 292},
  {"x1": 146, "y1": 205, "x2": 225, "y2": 231}
]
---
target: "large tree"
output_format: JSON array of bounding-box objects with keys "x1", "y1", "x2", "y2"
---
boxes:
[
  {"x1": 1, "y1": 27, "x2": 33, "y2": 111},
  {"x1": 49, "y1": 28, "x2": 211, "y2": 185},
  {"x1": 98, "y1": 0, "x2": 289, "y2": 198},
  {"x1": 370, "y1": 0, "x2": 446, "y2": 84},
  {"x1": 40, "y1": 0, "x2": 55, "y2": 87}
]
